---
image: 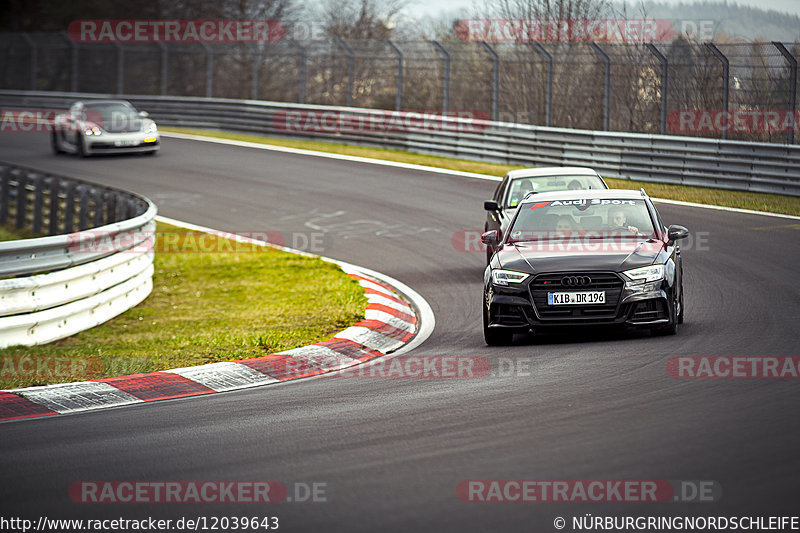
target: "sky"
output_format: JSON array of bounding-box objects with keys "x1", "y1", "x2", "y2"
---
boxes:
[{"x1": 404, "y1": 0, "x2": 800, "y2": 18}]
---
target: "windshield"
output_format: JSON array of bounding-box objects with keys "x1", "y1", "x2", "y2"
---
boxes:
[
  {"x1": 507, "y1": 198, "x2": 657, "y2": 242},
  {"x1": 505, "y1": 175, "x2": 606, "y2": 208},
  {"x1": 83, "y1": 103, "x2": 140, "y2": 127}
]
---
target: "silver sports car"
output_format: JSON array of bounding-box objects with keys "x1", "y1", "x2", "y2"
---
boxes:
[{"x1": 51, "y1": 100, "x2": 160, "y2": 156}]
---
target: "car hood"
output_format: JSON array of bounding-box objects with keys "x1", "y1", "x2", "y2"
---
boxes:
[
  {"x1": 100, "y1": 119, "x2": 144, "y2": 134},
  {"x1": 496, "y1": 238, "x2": 665, "y2": 274}
]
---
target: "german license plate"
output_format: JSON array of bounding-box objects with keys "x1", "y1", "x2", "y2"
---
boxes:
[
  {"x1": 114, "y1": 139, "x2": 138, "y2": 147},
  {"x1": 548, "y1": 291, "x2": 605, "y2": 305}
]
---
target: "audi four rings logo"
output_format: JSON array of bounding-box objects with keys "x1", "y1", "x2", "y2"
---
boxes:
[{"x1": 561, "y1": 276, "x2": 592, "y2": 286}]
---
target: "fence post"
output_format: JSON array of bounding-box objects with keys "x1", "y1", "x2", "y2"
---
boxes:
[
  {"x1": 530, "y1": 42, "x2": 553, "y2": 127},
  {"x1": 0, "y1": 166, "x2": 9, "y2": 225},
  {"x1": 289, "y1": 39, "x2": 307, "y2": 104},
  {"x1": 337, "y1": 38, "x2": 355, "y2": 107},
  {"x1": 158, "y1": 42, "x2": 168, "y2": 95},
  {"x1": 64, "y1": 32, "x2": 79, "y2": 92},
  {"x1": 705, "y1": 43, "x2": 729, "y2": 140},
  {"x1": 22, "y1": 33, "x2": 37, "y2": 90},
  {"x1": 589, "y1": 42, "x2": 610, "y2": 131},
  {"x1": 430, "y1": 41, "x2": 450, "y2": 112},
  {"x1": 115, "y1": 42, "x2": 125, "y2": 95},
  {"x1": 201, "y1": 43, "x2": 214, "y2": 98},
  {"x1": 251, "y1": 45, "x2": 260, "y2": 100},
  {"x1": 773, "y1": 42, "x2": 797, "y2": 145},
  {"x1": 646, "y1": 43, "x2": 668, "y2": 135},
  {"x1": 386, "y1": 40, "x2": 403, "y2": 111},
  {"x1": 480, "y1": 41, "x2": 499, "y2": 121}
]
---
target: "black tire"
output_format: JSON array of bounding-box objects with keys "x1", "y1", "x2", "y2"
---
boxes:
[
  {"x1": 483, "y1": 301, "x2": 513, "y2": 346},
  {"x1": 51, "y1": 131, "x2": 64, "y2": 154},
  {"x1": 654, "y1": 294, "x2": 678, "y2": 336},
  {"x1": 677, "y1": 273, "x2": 684, "y2": 324},
  {"x1": 77, "y1": 134, "x2": 88, "y2": 158}
]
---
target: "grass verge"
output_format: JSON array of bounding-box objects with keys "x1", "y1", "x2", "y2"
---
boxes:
[
  {"x1": 0, "y1": 222, "x2": 367, "y2": 389},
  {"x1": 162, "y1": 126, "x2": 800, "y2": 217}
]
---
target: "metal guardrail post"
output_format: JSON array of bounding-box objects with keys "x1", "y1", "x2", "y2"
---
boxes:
[
  {"x1": 773, "y1": 42, "x2": 797, "y2": 145},
  {"x1": 530, "y1": 42, "x2": 553, "y2": 127},
  {"x1": 480, "y1": 41, "x2": 499, "y2": 121},
  {"x1": 93, "y1": 187, "x2": 104, "y2": 227},
  {"x1": 63, "y1": 182, "x2": 76, "y2": 233},
  {"x1": 201, "y1": 43, "x2": 214, "y2": 98},
  {"x1": 32, "y1": 174, "x2": 44, "y2": 235},
  {"x1": 289, "y1": 39, "x2": 307, "y2": 104},
  {"x1": 78, "y1": 185, "x2": 90, "y2": 231},
  {"x1": 337, "y1": 38, "x2": 355, "y2": 107},
  {"x1": 49, "y1": 178, "x2": 60, "y2": 234},
  {"x1": 21, "y1": 33, "x2": 37, "y2": 90},
  {"x1": 646, "y1": 43, "x2": 668, "y2": 135},
  {"x1": 15, "y1": 172, "x2": 27, "y2": 230},
  {"x1": 705, "y1": 43, "x2": 729, "y2": 140},
  {"x1": 0, "y1": 167, "x2": 8, "y2": 225},
  {"x1": 158, "y1": 42, "x2": 168, "y2": 95},
  {"x1": 115, "y1": 42, "x2": 125, "y2": 95},
  {"x1": 386, "y1": 40, "x2": 403, "y2": 111},
  {"x1": 589, "y1": 42, "x2": 610, "y2": 131},
  {"x1": 430, "y1": 41, "x2": 450, "y2": 112}
]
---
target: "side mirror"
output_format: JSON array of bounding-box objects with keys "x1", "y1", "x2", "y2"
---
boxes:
[
  {"x1": 481, "y1": 230, "x2": 500, "y2": 246},
  {"x1": 484, "y1": 200, "x2": 499, "y2": 211},
  {"x1": 138, "y1": 111, "x2": 150, "y2": 118},
  {"x1": 667, "y1": 225, "x2": 689, "y2": 241}
]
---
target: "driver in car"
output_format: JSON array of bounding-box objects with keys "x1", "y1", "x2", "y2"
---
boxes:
[{"x1": 609, "y1": 208, "x2": 639, "y2": 235}]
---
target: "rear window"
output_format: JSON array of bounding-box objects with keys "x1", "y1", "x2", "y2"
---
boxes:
[{"x1": 505, "y1": 175, "x2": 606, "y2": 208}]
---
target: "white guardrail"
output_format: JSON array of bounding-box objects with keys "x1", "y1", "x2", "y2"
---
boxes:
[
  {"x1": 1, "y1": 90, "x2": 799, "y2": 196},
  {"x1": 0, "y1": 162, "x2": 156, "y2": 347}
]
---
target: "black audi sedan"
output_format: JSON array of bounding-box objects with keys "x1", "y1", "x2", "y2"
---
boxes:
[{"x1": 480, "y1": 189, "x2": 688, "y2": 345}]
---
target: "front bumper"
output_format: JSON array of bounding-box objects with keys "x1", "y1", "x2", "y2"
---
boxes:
[
  {"x1": 485, "y1": 271, "x2": 670, "y2": 330},
  {"x1": 85, "y1": 131, "x2": 159, "y2": 154}
]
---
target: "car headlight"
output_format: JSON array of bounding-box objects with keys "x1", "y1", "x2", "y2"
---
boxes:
[
  {"x1": 491, "y1": 269, "x2": 529, "y2": 286},
  {"x1": 622, "y1": 264, "x2": 665, "y2": 285},
  {"x1": 143, "y1": 121, "x2": 157, "y2": 134},
  {"x1": 83, "y1": 122, "x2": 102, "y2": 135}
]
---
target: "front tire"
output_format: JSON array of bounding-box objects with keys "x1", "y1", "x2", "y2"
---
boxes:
[
  {"x1": 51, "y1": 131, "x2": 64, "y2": 154},
  {"x1": 483, "y1": 301, "x2": 513, "y2": 346},
  {"x1": 655, "y1": 294, "x2": 679, "y2": 336},
  {"x1": 77, "y1": 134, "x2": 88, "y2": 158}
]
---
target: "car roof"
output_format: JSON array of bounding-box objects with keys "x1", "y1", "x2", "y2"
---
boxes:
[
  {"x1": 519, "y1": 188, "x2": 647, "y2": 204},
  {"x1": 506, "y1": 167, "x2": 600, "y2": 179}
]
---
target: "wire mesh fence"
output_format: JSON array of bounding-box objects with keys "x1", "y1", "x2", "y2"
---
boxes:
[{"x1": 1, "y1": 32, "x2": 797, "y2": 143}]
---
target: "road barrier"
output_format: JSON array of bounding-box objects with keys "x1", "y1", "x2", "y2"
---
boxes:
[
  {"x1": 0, "y1": 162, "x2": 155, "y2": 347},
  {"x1": 1, "y1": 90, "x2": 799, "y2": 196}
]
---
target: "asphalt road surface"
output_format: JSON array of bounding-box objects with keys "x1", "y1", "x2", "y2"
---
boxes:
[{"x1": 1, "y1": 132, "x2": 799, "y2": 532}]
